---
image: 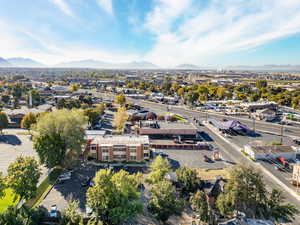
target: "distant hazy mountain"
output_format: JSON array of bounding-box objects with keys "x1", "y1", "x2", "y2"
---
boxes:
[
  {"x1": 55, "y1": 59, "x2": 159, "y2": 69},
  {"x1": 0, "y1": 57, "x2": 11, "y2": 67},
  {"x1": 121, "y1": 61, "x2": 158, "y2": 69},
  {"x1": 176, "y1": 64, "x2": 200, "y2": 69},
  {"x1": 7, "y1": 58, "x2": 45, "y2": 67},
  {"x1": 227, "y1": 64, "x2": 300, "y2": 71}
]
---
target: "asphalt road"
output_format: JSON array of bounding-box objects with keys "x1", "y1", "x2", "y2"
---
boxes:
[
  {"x1": 130, "y1": 99, "x2": 300, "y2": 223},
  {"x1": 131, "y1": 99, "x2": 300, "y2": 138}
]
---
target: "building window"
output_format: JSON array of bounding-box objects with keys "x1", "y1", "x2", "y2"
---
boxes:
[
  {"x1": 101, "y1": 147, "x2": 109, "y2": 153},
  {"x1": 144, "y1": 153, "x2": 149, "y2": 158},
  {"x1": 129, "y1": 147, "x2": 136, "y2": 152},
  {"x1": 113, "y1": 145, "x2": 126, "y2": 152},
  {"x1": 102, "y1": 156, "x2": 109, "y2": 161},
  {"x1": 114, "y1": 155, "x2": 127, "y2": 160},
  {"x1": 130, "y1": 156, "x2": 136, "y2": 161},
  {"x1": 90, "y1": 145, "x2": 97, "y2": 152}
]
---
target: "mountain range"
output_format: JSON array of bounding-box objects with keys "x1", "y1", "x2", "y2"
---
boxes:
[
  {"x1": 55, "y1": 60, "x2": 158, "y2": 69},
  {"x1": 0, "y1": 56, "x2": 300, "y2": 71},
  {"x1": 0, "y1": 57, "x2": 44, "y2": 67}
]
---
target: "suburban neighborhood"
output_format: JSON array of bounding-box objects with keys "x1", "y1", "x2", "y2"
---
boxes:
[{"x1": 0, "y1": 68, "x2": 299, "y2": 225}]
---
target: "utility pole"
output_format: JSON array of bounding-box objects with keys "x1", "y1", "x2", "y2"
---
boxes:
[{"x1": 280, "y1": 123, "x2": 284, "y2": 145}]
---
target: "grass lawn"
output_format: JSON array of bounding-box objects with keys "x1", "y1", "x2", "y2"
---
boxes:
[{"x1": 0, "y1": 188, "x2": 19, "y2": 212}]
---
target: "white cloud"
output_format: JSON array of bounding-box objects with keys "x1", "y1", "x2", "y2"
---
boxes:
[
  {"x1": 145, "y1": 0, "x2": 192, "y2": 34},
  {"x1": 0, "y1": 21, "x2": 139, "y2": 65},
  {"x1": 96, "y1": 0, "x2": 113, "y2": 16},
  {"x1": 144, "y1": 0, "x2": 300, "y2": 67},
  {"x1": 51, "y1": 0, "x2": 73, "y2": 17}
]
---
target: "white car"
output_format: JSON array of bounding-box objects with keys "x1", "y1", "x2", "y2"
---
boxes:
[
  {"x1": 50, "y1": 205, "x2": 58, "y2": 217},
  {"x1": 86, "y1": 206, "x2": 93, "y2": 217}
]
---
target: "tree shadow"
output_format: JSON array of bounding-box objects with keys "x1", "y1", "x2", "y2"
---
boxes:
[
  {"x1": 167, "y1": 158, "x2": 180, "y2": 170},
  {"x1": 52, "y1": 165, "x2": 99, "y2": 211},
  {"x1": 0, "y1": 135, "x2": 22, "y2": 145}
]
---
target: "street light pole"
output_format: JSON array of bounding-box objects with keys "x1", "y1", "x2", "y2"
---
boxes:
[{"x1": 280, "y1": 123, "x2": 284, "y2": 145}]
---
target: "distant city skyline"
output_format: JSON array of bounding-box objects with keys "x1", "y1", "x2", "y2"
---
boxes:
[{"x1": 1, "y1": 0, "x2": 300, "y2": 67}]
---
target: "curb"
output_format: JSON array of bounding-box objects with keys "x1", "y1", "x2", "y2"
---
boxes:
[{"x1": 203, "y1": 121, "x2": 300, "y2": 202}]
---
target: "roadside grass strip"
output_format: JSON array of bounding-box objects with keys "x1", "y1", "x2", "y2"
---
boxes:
[{"x1": 25, "y1": 167, "x2": 63, "y2": 208}]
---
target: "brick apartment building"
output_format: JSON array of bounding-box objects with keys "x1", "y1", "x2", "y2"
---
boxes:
[{"x1": 85, "y1": 135, "x2": 150, "y2": 162}]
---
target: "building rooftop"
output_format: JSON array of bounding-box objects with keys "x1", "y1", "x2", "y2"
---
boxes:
[
  {"x1": 139, "y1": 121, "x2": 197, "y2": 135},
  {"x1": 91, "y1": 135, "x2": 149, "y2": 146},
  {"x1": 85, "y1": 130, "x2": 107, "y2": 140},
  {"x1": 247, "y1": 142, "x2": 295, "y2": 154}
]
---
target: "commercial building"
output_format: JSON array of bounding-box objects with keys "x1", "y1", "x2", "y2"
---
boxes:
[
  {"x1": 292, "y1": 163, "x2": 300, "y2": 186},
  {"x1": 241, "y1": 101, "x2": 278, "y2": 112},
  {"x1": 244, "y1": 142, "x2": 296, "y2": 160},
  {"x1": 85, "y1": 135, "x2": 150, "y2": 162},
  {"x1": 138, "y1": 121, "x2": 198, "y2": 139}
]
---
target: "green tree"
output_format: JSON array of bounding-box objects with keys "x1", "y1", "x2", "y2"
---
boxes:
[
  {"x1": 177, "y1": 87, "x2": 185, "y2": 97},
  {"x1": 86, "y1": 218, "x2": 103, "y2": 225},
  {"x1": 148, "y1": 180, "x2": 183, "y2": 223},
  {"x1": 265, "y1": 188, "x2": 299, "y2": 222},
  {"x1": 176, "y1": 166, "x2": 200, "y2": 194},
  {"x1": 7, "y1": 156, "x2": 41, "y2": 200},
  {"x1": 115, "y1": 94, "x2": 126, "y2": 105},
  {"x1": 84, "y1": 105, "x2": 105, "y2": 126},
  {"x1": 256, "y1": 80, "x2": 268, "y2": 89},
  {"x1": 20, "y1": 112, "x2": 37, "y2": 130},
  {"x1": 69, "y1": 83, "x2": 79, "y2": 92},
  {"x1": 249, "y1": 93, "x2": 260, "y2": 102},
  {"x1": 216, "y1": 165, "x2": 267, "y2": 218},
  {"x1": 1, "y1": 94, "x2": 10, "y2": 104},
  {"x1": 63, "y1": 200, "x2": 81, "y2": 225},
  {"x1": 0, "y1": 111, "x2": 8, "y2": 134},
  {"x1": 11, "y1": 83, "x2": 23, "y2": 99},
  {"x1": 0, "y1": 206, "x2": 42, "y2": 225},
  {"x1": 190, "y1": 190, "x2": 210, "y2": 223},
  {"x1": 112, "y1": 106, "x2": 128, "y2": 133},
  {"x1": 147, "y1": 155, "x2": 171, "y2": 184},
  {"x1": 0, "y1": 172, "x2": 6, "y2": 200},
  {"x1": 33, "y1": 109, "x2": 87, "y2": 168},
  {"x1": 86, "y1": 169, "x2": 142, "y2": 225}
]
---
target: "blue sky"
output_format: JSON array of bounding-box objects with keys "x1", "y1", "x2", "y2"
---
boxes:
[{"x1": 1, "y1": 0, "x2": 300, "y2": 67}]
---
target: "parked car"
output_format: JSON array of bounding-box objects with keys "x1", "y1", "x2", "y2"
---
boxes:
[
  {"x1": 293, "y1": 139, "x2": 300, "y2": 145},
  {"x1": 81, "y1": 178, "x2": 90, "y2": 187},
  {"x1": 203, "y1": 155, "x2": 213, "y2": 163},
  {"x1": 89, "y1": 178, "x2": 95, "y2": 187},
  {"x1": 50, "y1": 205, "x2": 58, "y2": 217},
  {"x1": 86, "y1": 206, "x2": 93, "y2": 217}
]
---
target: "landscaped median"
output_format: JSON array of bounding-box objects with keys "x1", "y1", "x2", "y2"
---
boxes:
[{"x1": 25, "y1": 166, "x2": 63, "y2": 208}]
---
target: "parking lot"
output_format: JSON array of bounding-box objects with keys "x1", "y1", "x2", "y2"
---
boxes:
[
  {"x1": 0, "y1": 129, "x2": 47, "y2": 175},
  {"x1": 41, "y1": 164, "x2": 147, "y2": 214},
  {"x1": 156, "y1": 148, "x2": 231, "y2": 170}
]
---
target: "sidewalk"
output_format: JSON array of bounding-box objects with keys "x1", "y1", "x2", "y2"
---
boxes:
[{"x1": 203, "y1": 121, "x2": 300, "y2": 202}]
